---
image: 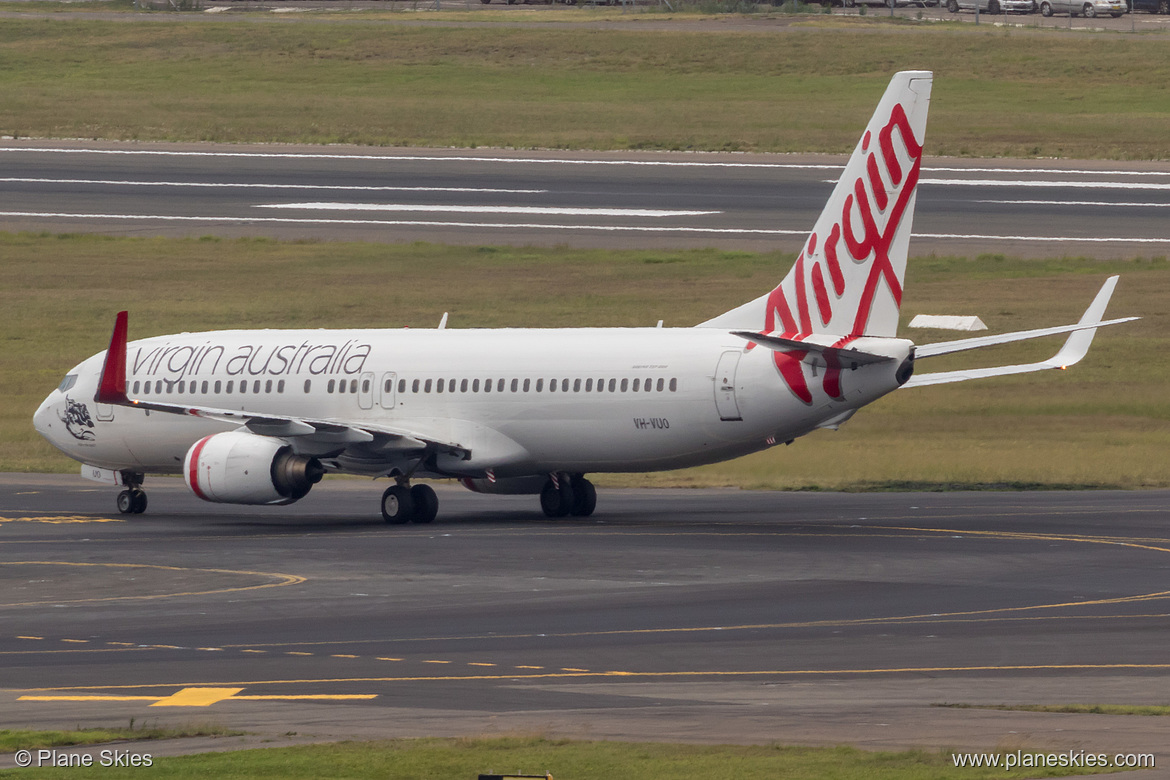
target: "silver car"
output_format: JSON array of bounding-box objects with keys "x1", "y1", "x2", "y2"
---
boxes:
[
  {"x1": 946, "y1": 0, "x2": 1036, "y2": 12},
  {"x1": 1039, "y1": 0, "x2": 1126, "y2": 15}
]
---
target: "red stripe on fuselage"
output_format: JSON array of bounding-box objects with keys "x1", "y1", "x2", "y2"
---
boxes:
[{"x1": 187, "y1": 435, "x2": 212, "y2": 501}]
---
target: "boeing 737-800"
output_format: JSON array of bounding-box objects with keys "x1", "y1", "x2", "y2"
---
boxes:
[{"x1": 33, "y1": 71, "x2": 1135, "y2": 523}]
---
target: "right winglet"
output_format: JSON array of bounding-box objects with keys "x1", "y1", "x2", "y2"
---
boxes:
[{"x1": 94, "y1": 310, "x2": 129, "y2": 405}]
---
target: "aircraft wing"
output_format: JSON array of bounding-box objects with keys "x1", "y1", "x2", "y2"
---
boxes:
[
  {"x1": 92, "y1": 312, "x2": 470, "y2": 459},
  {"x1": 903, "y1": 276, "x2": 1138, "y2": 388}
]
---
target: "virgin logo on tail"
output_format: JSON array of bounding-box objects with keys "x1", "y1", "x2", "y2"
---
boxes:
[{"x1": 752, "y1": 93, "x2": 927, "y2": 405}]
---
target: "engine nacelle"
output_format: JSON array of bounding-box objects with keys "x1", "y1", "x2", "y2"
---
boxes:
[{"x1": 184, "y1": 431, "x2": 324, "y2": 505}]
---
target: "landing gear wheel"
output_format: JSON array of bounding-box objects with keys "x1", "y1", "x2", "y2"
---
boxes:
[
  {"x1": 381, "y1": 485, "x2": 415, "y2": 525},
  {"x1": 117, "y1": 489, "x2": 134, "y2": 515},
  {"x1": 130, "y1": 489, "x2": 147, "y2": 514},
  {"x1": 569, "y1": 475, "x2": 597, "y2": 517},
  {"x1": 540, "y1": 476, "x2": 573, "y2": 518},
  {"x1": 410, "y1": 484, "x2": 439, "y2": 524}
]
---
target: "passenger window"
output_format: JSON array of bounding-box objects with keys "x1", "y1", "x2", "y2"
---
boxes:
[
  {"x1": 657, "y1": 378, "x2": 664, "y2": 392},
  {"x1": 303, "y1": 380, "x2": 310, "y2": 393},
  {"x1": 608, "y1": 378, "x2": 615, "y2": 392},
  {"x1": 424, "y1": 379, "x2": 433, "y2": 393},
  {"x1": 200, "y1": 381, "x2": 208, "y2": 393},
  {"x1": 497, "y1": 378, "x2": 504, "y2": 392},
  {"x1": 350, "y1": 379, "x2": 358, "y2": 393},
  {"x1": 338, "y1": 380, "x2": 346, "y2": 394},
  {"x1": 461, "y1": 379, "x2": 469, "y2": 393},
  {"x1": 523, "y1": 379, "x2": 531, "y2": 392},
  {"x1": 536, "y1": 379, "x2": 544, "y2": 392},
  {"x1": 226, "y1": 380, "x2": 234, "y2": 393},
  {"x1": 278, "y1": 380, "x2": 285, "y2": 393},
  {"x1": 669, "y1": 378, "x2": 677, "y2": 392},
  {"x1": 140, "y1": 382, "x2": 148, "y2": 395},
  {"x1": 156, "y1": 381, "x2": 163, "y2": 394},
  {"x1": 437, "y1": 379, "x2": 445, "y2": 394},
  {"x1": 397, "y1": 379, "x2": 405, "y2": 394},
  {"x1": 621, "y1": 378, "x2": 629, "y2": 392},
  {"x1": 573, "y1": 378, "x2": 581, "y2": 392},
  {"x1": 473, "y1": 379, "x2": 480, "y2": 392},
  {"x1": 265, "y1": 380, "x2": 273, "y2": 394},
  {"x1": 178, "y1": 381, "x2": 186, "y2": 393},
  {"x1": 549, "y1": 379, "x2": 556, "y2": 393},
  {"x1": 362, "y1": 379, "x2": 370, "y2": 393},
  {"x1": 328, "y1": 379, "x2": 336, "y2": 393},
  {"x1": 645, "y1": 377, "x2": 652, "y2": 392},
  {"x1": 632, "y1": 378, "x2": 640, "y2": 392},
  {"x1": 483, "y1": 379, "x2": 491, "y2": 393},
  {"x1": 585, "y1": 378, "x2": 593, "y2": 392},
  {"x1": 512, "y1": 378, "x2": 520, "y2": 392},
  {"x1": 131, "y1": 381, "x2": 140, "y2": 394},
  {"x1": 252, "y1": 380, "x2": 261, "y2": 393},
  {"x1": 413, "y1": 379, "x2": 420, "y2": 393}
]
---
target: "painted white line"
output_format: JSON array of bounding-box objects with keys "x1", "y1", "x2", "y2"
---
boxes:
[
  {"x1": 255, "y1": 203, "x2": 720, "y2": 218},
  {"x1": 0, "y1": 177, "x2": 545, "y2": 194},
  {"x1": 3, "y1": 147, "x2": 1170, "y2": 178},
  {"x1": 979, "y1": 199, "x2": 1170, "y2": 208},
  {"x1": 1, "y1": 210, "x2": 1167, "y2": 242},
  {"x1": 919, "y1": 178, "x2": 1170, "y2": 191}
]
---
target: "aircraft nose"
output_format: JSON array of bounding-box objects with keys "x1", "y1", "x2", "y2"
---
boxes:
[{"x1": 33, "y1": 395, "x2": 56, "y2": 439}]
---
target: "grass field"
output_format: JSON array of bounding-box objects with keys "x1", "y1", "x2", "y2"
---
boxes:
[
  {"x1": 4, "y1": 232, "x2": 1165, "y2": 488},
  {"x1": 1, "y1": 18, "x2": 1169, "y2": 158},
  {"x1": 0, "y1": 735, "x2": 1134, "y2": 779}
]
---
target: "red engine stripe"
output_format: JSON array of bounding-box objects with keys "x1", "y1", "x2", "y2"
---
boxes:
[{"x1": 187, "y1": 435, "x2": 212, "y2": 501}]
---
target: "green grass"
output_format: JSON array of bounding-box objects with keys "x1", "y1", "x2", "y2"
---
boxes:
[
  {"x1": 0, "y1": 736, "x2": 1133, "y2": 779},
  {"x1": 0, "y1": 724, "x2": 240, "y2": 752},
  {"x1": 0, "y1": 20, "x2": 1169, "y2": 157},
  {"x1": 4, "y1": 232, "x2": 1166, "y2": 488}
]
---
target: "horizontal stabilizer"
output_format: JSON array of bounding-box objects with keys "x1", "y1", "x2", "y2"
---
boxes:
[
  {"x1": 904, "y1": 275, "x2": 1137, "y2": 388},
  {"x1": 731, "y1": 331, "x2": 896, "y2": 366}
]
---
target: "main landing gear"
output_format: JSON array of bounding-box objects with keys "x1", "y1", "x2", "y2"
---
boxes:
[
  {"x1": 116, "y1": 472, "x2": 147, "y2": 514},
  {"x1": 381, "y1": 481, "x2": 439, "y2": 525},
  {"x1": 541, "y1": 472, "x2": 596, "y2": 518}
]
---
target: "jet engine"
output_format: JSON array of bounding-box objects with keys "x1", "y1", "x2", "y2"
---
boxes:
[{"x1": 183, "y1": 431, "x2": 324, "y2": 505}]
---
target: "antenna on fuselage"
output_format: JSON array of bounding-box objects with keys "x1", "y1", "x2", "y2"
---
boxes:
[{"x1": 438, "y1": 312, "x2": 449, "y2": 330}]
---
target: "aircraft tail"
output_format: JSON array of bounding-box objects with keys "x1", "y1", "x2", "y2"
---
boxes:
[{"x1": 701, "y1": 71, "x2": 933, "y2": 338}]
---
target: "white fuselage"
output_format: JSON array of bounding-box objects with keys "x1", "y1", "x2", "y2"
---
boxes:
[{"x1": 34, "y1": 326, "x2": 911, "y2": 480}]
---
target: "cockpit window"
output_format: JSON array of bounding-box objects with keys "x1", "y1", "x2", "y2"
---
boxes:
[{"x1": 57, "y1": 374, "x2": 78, "y2": 393}]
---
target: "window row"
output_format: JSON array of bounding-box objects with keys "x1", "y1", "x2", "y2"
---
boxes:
[
  {"x1": 132, "y1": 378, "x2": 287, "y2": 396},
  {"x1": 397, "y1": 376, "x2": 678, "y2": 395}
]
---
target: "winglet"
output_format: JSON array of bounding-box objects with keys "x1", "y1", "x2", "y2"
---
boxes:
[{"x1": 95, "y1": 311, "x2": 129, "y2": 405}]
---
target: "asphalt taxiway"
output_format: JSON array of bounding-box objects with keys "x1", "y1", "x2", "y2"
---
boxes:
[{"x1": 2, "y1": 474, "x2": 1170, "y2": 763}]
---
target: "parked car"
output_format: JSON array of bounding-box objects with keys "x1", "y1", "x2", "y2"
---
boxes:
[
  {"x1": 1039, "y1": 0, "x2": 1126, "y2": 15},
  {"x1": 946, "y1": 0, "x2": 1035, "y2": 12},
  {"x1": 1129, "y1": 0, "x2": 1169, "y2": 12}
]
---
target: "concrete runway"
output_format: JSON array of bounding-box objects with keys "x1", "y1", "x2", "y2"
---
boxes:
[
  {"x1": 3, "y1": 473, "x2": 1170, "y2": 764},
  {"x1": 3, "y1": 142, "x2": 1169, "y2": 257}
]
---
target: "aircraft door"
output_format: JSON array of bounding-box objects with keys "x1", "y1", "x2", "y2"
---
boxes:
[
  {"x1": 358, "y1": 372, "x2": 375, "y2": 410},
  {"x1": 95, "y1": 403, "x2": 115, "y2": 422},
  {"x1": 379, "y1": 372, "x2": 397, "y2": 410},
  {"x1": 714, "y1": 351, "x2": 743, "y2": 422}
]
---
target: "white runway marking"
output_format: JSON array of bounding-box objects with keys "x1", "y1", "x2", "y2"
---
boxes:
[
  {"x1": 0, "y1": 177, "x2": 545, "y2": 194},
  {"x1": 2, "y1": 210, "x2": 1168, "y2": 243},
  {"x1": 919, "y1": 178, "x2": 1170, "y2": 191},
  {"x1": 7, "y1": 147, "x2": 1168, "y2": 177},
  {"x1": 980, "y1": 199, "x2": 1170, "y2": 208},
  {"x1": 255, "y1": 203, "x2": 720, "y2": 218}
]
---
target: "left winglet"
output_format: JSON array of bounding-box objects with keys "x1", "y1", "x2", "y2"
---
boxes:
[{"x1": 95, "y1": 310, "x2": 129, "y2": 405}]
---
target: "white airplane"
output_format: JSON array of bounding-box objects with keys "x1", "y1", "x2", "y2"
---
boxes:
[{"x1": 33, "y1": 70, "x2": 1136, "y2": 523}]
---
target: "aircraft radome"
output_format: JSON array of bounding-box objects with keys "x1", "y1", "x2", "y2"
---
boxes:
[{"x1": 34, "y1": 71, "x2": 1137, "y2": 523}]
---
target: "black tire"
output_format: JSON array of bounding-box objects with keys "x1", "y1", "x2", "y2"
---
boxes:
[
  {"x1": 1082, "y1": 1, "x2": 1096, "y2": 13},
  {"x1": 410, "y1": 484, "x2": 439, "y2": 524},
  {"x1": 946, "y1": 0, "x2": 958, "y2": 11},
  {"x1": 131, "y1": 489, "x2": 148, "y2": 514},
  {"x1": 381, "y1": 485, "x2": 414, "y2": 524},
  {"x1": 540, "y1": 478, "x2": 572, "y2": 518},
  {"x1": 117, "y1": 489, "x2": 135, "y2": 514},
  {"x1": 1040, "y1": 1, "x2": 1052, "y2": 14},
  {"x1": 570, "y1": 476, "x2": 597, "y2": 517}
]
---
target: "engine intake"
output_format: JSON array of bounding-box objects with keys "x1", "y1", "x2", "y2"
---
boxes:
[{"x1": 184, "y1": 431, "x2": 323, "y2": 505}]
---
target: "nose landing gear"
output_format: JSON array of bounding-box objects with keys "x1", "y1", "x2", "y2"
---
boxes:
[{"x1": 116, "y1": 472, "x2": 147, "y2": 514}]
